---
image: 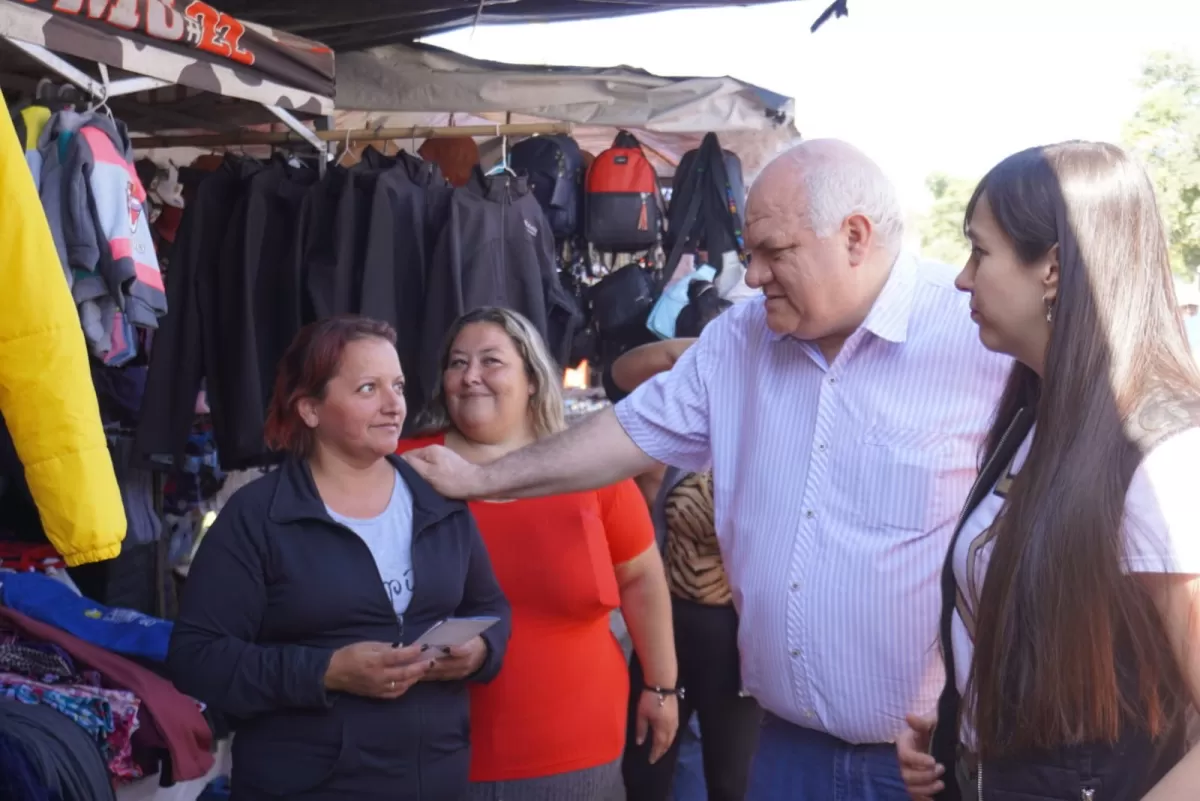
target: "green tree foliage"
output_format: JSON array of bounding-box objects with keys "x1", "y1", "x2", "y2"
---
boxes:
[
  {"x1": 917, "y1": 172, "x2": 976, "y2": 267},
  {"x1": 1122, "y1": 50, "x2": 1200, "y2": 278}
]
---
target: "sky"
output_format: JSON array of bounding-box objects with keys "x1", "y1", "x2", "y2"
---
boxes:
[{"x1": 427, "y1": 0, "x2": 1200, "y2": 214}]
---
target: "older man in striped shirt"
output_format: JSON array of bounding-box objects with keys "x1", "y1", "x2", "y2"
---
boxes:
[{"x1": 406, "y1": 139, "x2": 1011, "y2": 800}]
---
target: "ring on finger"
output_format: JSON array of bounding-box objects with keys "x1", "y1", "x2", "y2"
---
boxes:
[{"x1": 389, "y1": 680, "x2": 396, "y2": 691}]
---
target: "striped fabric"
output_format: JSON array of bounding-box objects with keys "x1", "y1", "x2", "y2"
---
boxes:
[{"x1": 614, "y1": 253, "x2": 1012, "y2": 744}]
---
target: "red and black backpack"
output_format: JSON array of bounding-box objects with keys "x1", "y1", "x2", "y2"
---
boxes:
[{"x1": 585, "y1": 131, "x2": 663, "y2": 252}]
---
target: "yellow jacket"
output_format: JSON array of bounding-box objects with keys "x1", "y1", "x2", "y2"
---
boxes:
[{"x1": 0, "y1": 93, "x2": 126, "y2": 566}]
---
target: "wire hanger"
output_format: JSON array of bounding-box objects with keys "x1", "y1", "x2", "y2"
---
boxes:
[
  {"x1": 87, "y1": 63, "x2": 114, "y2": 122},
  {"x1": 486, "y1": 124, "x2": 517, "y2": 177},
  {"x1": 335, "y1": 126, "x2": 354, "y2": 166}
]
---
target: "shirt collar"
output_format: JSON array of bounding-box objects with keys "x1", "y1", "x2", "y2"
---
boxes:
[
  {"x1": 767, "y1": 251, "x2": 918, "y2": 345},
  {"x1": 859, "y1": 251, "x2": 918, "y2": 345},
  {"x1": 268, "y1": 454, "x2": 462, "y2": 532}
]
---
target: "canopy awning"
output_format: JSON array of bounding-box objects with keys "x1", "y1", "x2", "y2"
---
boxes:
[
  {"x1": 0, "y1": 0, "x2": 335, "y2": 113},
  {"x1": 336, "y1": 41, "x2": 793, "y2": 134},
  {"x1": 214, "y1": 0, "x2": 796, "y2": 51}
]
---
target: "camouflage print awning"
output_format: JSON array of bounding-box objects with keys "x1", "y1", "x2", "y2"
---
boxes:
[{"x1": 0, "y1": 0, "x2": 334, "y2": 114}]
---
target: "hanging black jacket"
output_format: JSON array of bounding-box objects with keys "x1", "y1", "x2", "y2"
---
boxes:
[
  {"x1": 421, "y1": 171, "x2": 581, "y2": 400},
  {"x1": 215, "y1": 157, "x2": 317, "y2": 469},
  {"x1": 304, "y1": 148, "x2": 403, "y2": 323},
  {"x1": 135, "y1": 155, "x2": 262, "y2": 470},
  {"x1": 361, "y1": 151, "x2": 454, "y2": 417},
  {"x1": 298, "y1": 163, "x2": 349, "y2": 323},
  {"x1": 168, "y1": 455, "x2": 511, "y2": 801}
]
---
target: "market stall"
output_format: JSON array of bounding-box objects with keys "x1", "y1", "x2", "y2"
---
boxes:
[
  {"x1": 0, "y1": 1, "x2": 339, "y2": 798},
  {"x1": 2, "y1": 1, "x2": 797, "y2": 796}
]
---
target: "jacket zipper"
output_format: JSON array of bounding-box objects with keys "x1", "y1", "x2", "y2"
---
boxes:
[
  {"x1": 928, "y1": 410, "x2": 1029, "y2": 765},
  {"x1": 977, "y1": 761, "x2": 983, "y2": 800},
  {"x1": 1081, "y1": 790, "x2": 1095, "y2": 801}
]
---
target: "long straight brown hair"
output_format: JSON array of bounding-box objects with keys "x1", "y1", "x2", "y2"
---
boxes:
[{"x1": 965, "y1": 142, "x2": 1200, "y2": 758}]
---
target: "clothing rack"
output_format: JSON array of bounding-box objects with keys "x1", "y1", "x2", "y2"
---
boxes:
[{"x1": 127, "y1": 122, "x2": 574, "y2": 151}]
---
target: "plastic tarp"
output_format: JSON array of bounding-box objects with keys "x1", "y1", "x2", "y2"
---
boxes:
[
  {"x1": 0, "y1": 0, "x2": 335, "y2": 113},
  {"x1": 336, "y1": 41, "x2": 794, "y2": 134}
]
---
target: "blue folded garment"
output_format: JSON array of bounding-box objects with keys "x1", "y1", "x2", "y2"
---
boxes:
[{"x1": 0, "y1": 572, "x2": 172, "y2": 663}]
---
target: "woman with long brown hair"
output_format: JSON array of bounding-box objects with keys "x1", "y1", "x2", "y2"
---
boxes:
[{"x1": 897, "y1": 141, "x2": 1200, "y2": 800}]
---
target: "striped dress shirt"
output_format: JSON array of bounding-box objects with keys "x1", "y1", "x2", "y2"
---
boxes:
[{"x1": 614, "y1": 254, "x2": 1012, "y2": 744}]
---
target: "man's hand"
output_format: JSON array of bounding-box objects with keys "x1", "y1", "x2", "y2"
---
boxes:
[
  {"x1": 897, "y1": 713, "x2": 943, "y2": 800},
  {"x1": 401, "y1": 445, "x2": 486, "y2": 500},
  {"x1": 423, "y1": 636, "x2": 489, "y2": 682}
]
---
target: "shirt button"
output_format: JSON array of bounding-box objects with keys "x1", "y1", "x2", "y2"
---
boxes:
[
  {"x1": 828, "y1": 377, "x2": 837, "y2": 385},
  {"x1": 790, "y1": 581, "x2": 800, "y2": 590},
  {"x1": 790, "y1": 649, "x2": 800, "y2": 657},
  {"x1": 805, "y1": 510, "x2": 815, "y2": 519},
  {"x1": 817, "y1": 443, "x2": 826, "y2": 452}
]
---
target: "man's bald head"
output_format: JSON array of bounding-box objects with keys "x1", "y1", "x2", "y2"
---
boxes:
[
  {"x1": 753, "y1": 139, "x2": 904, "y2": 255},
  {"x1": 742, "y1": 139, "x2": 906, "y2": 347}
]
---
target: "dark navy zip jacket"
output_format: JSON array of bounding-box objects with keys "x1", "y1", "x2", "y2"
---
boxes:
[{"x1": 168, "y1": 455, "x2": 511, "y2": 801}]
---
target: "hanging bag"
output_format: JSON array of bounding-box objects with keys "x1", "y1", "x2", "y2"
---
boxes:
[
  {"x1": 663, "y1": 132, "x2": 747, "y2": 276},
  {"x1": 585, "y1": 131, "x2": 663, "y2": 252},
  {"x1": 510, "y1": 134, "x2": 585, "y2": 240}
]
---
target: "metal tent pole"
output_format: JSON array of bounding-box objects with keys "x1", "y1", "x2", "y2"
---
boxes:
[
  {"x1": 4, "y1": 38, "x2": 171, "y2": 98},
  {"x1": 263, "y1": 103, "x2": 330, "y2": 175}
]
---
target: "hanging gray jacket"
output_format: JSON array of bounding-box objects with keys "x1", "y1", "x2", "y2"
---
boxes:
[{"x1": 38, "y1": 110, "x2": 167, "y2": 356}]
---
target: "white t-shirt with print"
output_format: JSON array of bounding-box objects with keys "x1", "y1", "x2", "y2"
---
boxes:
[
  {"x1": 326, "y1": 469, "x2": 415, "y2": 622},
  {"x1": 951, "y1": 425, "x2": 1200, "y2": 747}
]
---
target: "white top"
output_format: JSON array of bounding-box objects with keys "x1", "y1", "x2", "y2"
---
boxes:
[
  {"x1": 614, "y1": 252, "x2": 1013, "y2": 742},
  {"x1": 326, "y1": 469, "x2": 416, "y2": 622},
  {"x1": 952, "y1": 425, "x2": 1200, "y2": 747}
]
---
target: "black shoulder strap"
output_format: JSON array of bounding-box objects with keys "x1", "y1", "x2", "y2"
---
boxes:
[
  {"x1": 930, "y1": 406, "x2": 1034, "y2": 798},
  {"x1": 662, "y1": 134, "x2": 723, "y2": 276}
]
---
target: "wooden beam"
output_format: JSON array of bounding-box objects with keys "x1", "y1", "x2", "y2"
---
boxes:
[{"x1": 130, "y1": 121, "x2": 573, "y2": 151}]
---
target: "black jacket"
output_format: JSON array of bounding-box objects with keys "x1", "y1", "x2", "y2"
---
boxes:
[
  {"x1": 135, "y1": 155, "x2": 262, "y2": 471},
  {"x1": 135, "y1": 156, "x2": 321, "y2": 472},
  {"x1": 931, "y1": 408, "x2": 1185, "y2": 801},
  {"x1": 421, "y1": 171, "x2": 582, "y2": 401},
  {"x1": 168, "y1": 455, "x2": 511, "y2": 801},
  {"x1": 216, "y1": 158, "x2": 317, "y2": 469},
  {"x1": 359, "y1": 150, "x2": 453, "y2": 416}
]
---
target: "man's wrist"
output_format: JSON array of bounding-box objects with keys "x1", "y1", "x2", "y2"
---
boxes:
[{"x1": 469, "y1": 464, "x2": 494, "y2": 499}]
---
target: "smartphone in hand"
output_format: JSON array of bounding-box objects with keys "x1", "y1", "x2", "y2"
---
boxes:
[{"x1": 413, "y1": 617, "x2": 501, "y2": 655}]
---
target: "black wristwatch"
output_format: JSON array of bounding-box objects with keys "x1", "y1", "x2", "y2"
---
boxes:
[{"x1": 642, "y1": 685, "x2": 685, "y2": 707}]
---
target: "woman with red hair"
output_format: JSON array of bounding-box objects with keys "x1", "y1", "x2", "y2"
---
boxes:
[{"x1": 169, "y1": 315, "x2": 511, "y2": 801}]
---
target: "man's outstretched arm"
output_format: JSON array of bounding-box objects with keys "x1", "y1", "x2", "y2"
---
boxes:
[{"x1": 404, "y1": 407, "x2": 658, "y2": 500}]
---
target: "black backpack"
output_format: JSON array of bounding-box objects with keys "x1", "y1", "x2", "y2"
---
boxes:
[
  {"x1": 510, "y1": 135, "x2": 585, "y2": 240},
  {"x1": 665, "y1": 133, "x2": 746, "y2": 271}
]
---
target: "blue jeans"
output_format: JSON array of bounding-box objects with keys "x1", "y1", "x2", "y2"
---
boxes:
[{"x1": 746, "y1": 715, "x2": 909, "y2": 801}]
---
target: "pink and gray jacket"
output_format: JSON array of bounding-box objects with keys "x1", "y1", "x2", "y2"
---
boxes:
[{"x1": 38, "y1": 110, "x2": 167, "y2": 361}]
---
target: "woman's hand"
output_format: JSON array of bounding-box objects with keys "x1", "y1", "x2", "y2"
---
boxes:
[
  {"x1": 897, "y1": 713, "x2": 944, "y2": 800},
  {"x1": 635, "y1": 689, "x2": 680, "y2": 764},
  {"x1": 324, "y1": 642, "x2": 435, "y2": 700},
  {"x1": 423, "y1": 636, "x2": 488, "y2": 682}
]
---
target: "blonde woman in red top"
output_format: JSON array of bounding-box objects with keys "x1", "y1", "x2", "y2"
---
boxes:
[{"x1": 397, "y1": 306, "x2": 678, "y2": 801}]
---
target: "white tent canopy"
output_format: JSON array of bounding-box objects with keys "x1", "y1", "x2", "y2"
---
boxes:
[{"x1": 335, "y1": 41, "x2": 794, "y2": 135}]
